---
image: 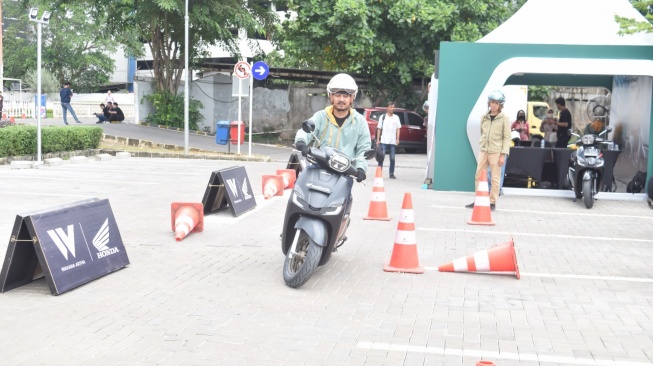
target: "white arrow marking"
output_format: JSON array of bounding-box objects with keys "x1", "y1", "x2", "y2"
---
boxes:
[{"x1": 255, "y1": 66, "x2": 266, "y2": 75}]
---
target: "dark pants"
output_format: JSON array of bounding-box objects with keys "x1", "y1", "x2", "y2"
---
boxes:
[
  {"x1": 555, "y1": 134, "x2": 571, "y2": 148},
  {"x1": 380, "y1": 143, "x2": 396, "y2": 175}
]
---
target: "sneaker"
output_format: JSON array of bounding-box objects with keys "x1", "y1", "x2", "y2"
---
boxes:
[
  {"x1": 75, "y1": 121, "x2": 82, "y2": 124},
  {"x1": 64, "y1": 122, "x2": 69, "y2": 125},
  {"x1": 465, "y1": 202, "x2": 474, "y2": 208},
  {"x1": 389, "y1": 174, "x2": 396, "y2": 179},
  {"x1": 490, "y1": 204, "x2": 496, "y2": 211}
]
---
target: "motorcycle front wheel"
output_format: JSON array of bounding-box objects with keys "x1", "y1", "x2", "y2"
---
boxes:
[
  {"x1": 582, "y1": 179, "x2": 594, "y2": 209},
  {"x1": 283, "y1": 230, "x2": 323, "y2": 288}
]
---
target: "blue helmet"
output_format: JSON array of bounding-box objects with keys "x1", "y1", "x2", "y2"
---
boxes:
[{"x1": 488, "y1": 90, "x2": 505, "y2": 105}]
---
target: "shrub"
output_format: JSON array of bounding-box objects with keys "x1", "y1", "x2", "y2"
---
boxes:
[
  {"x1": 143, "y1": 91, "x2": 203, "y2": 130},
  {"x1": 0, "y1": 125, "x2": 103, "y2": 157}
]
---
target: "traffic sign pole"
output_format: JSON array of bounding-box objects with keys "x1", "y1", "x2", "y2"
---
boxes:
[
  {"x1": 237, "y1": 75, "x2": 242, "y2": 155},
  {"x1": 249, "y1": 62, "x2": 254, "y2": 156}
]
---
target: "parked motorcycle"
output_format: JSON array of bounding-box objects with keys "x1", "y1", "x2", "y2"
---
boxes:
[
  {"x1": 281, "y1": 120, "x2": 374, "y2": 288},
  {"x1": 566, "y1": 126, "x2": 613, "y2": 209}
]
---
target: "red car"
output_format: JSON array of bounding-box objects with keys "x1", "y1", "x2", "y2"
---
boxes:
[{"x1": 355, "y1": 107, "x2": 427, "y2": 153}]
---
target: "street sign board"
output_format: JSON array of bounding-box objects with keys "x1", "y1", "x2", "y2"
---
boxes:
[
  {"x1": 252, "y1": 61, "x2": 270, "y2": 80},
  {"x1": 234, "y1": 61, "x2": 251, "y2": 79}
]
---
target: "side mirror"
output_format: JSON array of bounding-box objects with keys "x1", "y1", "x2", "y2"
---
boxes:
[
  {"x1": 363, "y1": 149, "x2": 376, "y2": 160},
  {"x1": 301, "y1": 120, "x2": 315, "y2": 133},
  {"x1": 567, "y1": 129, "x2": 572, "y2": 136}
]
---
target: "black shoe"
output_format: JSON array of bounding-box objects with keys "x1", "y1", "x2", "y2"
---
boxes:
[
  {"x1": 490, "y1": 204, "x2": 496, "y2": 211},
  {"x1": 75, "y1": 121, "x2": 82, "y2": 124},
  {"x1": 465, "y1": 202, "x2": 474, "y2": 208},
  {"x1": 390, "y1": 174, "x2": 396, "y2": 179}
]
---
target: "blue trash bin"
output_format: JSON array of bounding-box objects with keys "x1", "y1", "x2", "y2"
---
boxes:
[{"x1": 216, "y1": 121, "x2": 230, "y2": 145}]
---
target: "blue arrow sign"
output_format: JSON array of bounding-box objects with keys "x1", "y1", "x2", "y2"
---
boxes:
[{"x1": 252, "y1": 61, "x2": 269, "y2": 80}]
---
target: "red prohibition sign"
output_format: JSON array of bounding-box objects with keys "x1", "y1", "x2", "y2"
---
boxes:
[{"x1": 234, "y1": 61, "x2": 251, "y2": 79}]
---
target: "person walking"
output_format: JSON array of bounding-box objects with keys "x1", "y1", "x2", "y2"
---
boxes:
[
  {"x1": 465, "y1": 90, "x2": 511, "y2": 211},
  {"x1": 376, "y1": 102, "x2": 401, "y2": 179},
  {"x1": 60, "y1": 82, "x2": 81, "y2": 125}
]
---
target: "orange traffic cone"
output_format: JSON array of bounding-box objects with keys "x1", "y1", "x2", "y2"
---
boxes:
[
  {"x1": 171, "y1": 202, "x2": 204, "y2": 241},
  {"x1": 477, "y1": 361, "x2": 495, "y2": 366},
  {"x1": 276, "y1": 169, "x2": 297, "y2": 189},
  {"x1": 262, "y1": 175, "x2": 284, "y2": 199},
  {"x1": 364, "y1": 166, "x2": 391, "y2": 221},
  {"x1": 21, "y1": 113, "x2": 26, "y2": 119},
  {"x1": 1, "y1": 112, "x2": 6, "y2": 119},
  {"x1": 383, "y1": 193, "x2": 424, "y2": 274},
  {"x1": 9, "y1": 116, "x2": 15, "y2": 124},
  {"x1": 438, "y1": 238, "x2": 520, "y2": 279},
  {"x1": 468, "y1": 170, "x2": 494, "y2": 226}
]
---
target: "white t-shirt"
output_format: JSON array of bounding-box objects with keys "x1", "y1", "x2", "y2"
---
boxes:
[{"x1": 378, "y1": 113, "x2": 401, "y2": 144}]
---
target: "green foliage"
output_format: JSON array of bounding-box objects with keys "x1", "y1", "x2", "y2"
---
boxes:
[
  {"x1": 275, "y1": 0, "x2": 525, "y2": 109},
  {"x1": 3, "y1": 0, "x2": 116, "y2": 92},
  {"x1": 616, "y1": 1, "x2": 653, "y2": 34},
  {"x1": 0, "y1": 126, "x2": 103, "y2": 157},
  {"x1": 24, "y1": 68, "x2": 61, "y2": 95},
  {"x1": 528, "y1": 86, "x2": 554, "y2": 102},
  {"x1": 143, "y1": 91, "x2": 204, "y2": 130}
]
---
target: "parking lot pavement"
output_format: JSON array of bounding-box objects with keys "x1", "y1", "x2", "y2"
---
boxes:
[{"x1": 0, "y1": 156, "x2": 652, "y2": 365}]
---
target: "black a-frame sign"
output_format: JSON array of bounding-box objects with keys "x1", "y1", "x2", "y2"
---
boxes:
[
  {"x1": 201, "y1": 166, "x2": 257, "y2": 217},
  {"x1": 0, "y1": 198, "x2": 130, "y2": 296},
  {"x1": 286, "y1": 151, "x2": 307, "y2": 178}
]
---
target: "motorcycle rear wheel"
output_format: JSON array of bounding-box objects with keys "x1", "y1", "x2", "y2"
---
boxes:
[
  {"x1": 582, "y1": 179, "x2": 594, "y2": 209},
  {"x1": 283, "y1": 230, "x2": 323, "y2": 288}
]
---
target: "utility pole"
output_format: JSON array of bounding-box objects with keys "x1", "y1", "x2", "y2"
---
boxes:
[{"x1": 1, "y1": 1, "x2": 4, "y2": 90}]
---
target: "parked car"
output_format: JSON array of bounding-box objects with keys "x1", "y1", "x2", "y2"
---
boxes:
[{"x1": 355, "y1": 107, "x2": 427, "y2": 153}]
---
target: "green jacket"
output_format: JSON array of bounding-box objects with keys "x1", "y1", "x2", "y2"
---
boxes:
[
  {"x1": 479, "y1": 111, "x2": 511, "y2": 155},
  {"x1": 295, "y1": 106, "x2": 371, "y2": 171}
]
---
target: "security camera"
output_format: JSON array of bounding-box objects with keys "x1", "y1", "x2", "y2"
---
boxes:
[
  {"x1": 42, "y1": 11, "x2": 52, "y2": 23},
  {"x1": 29, "y1": 8, "x2": 39, "y2": 20}
]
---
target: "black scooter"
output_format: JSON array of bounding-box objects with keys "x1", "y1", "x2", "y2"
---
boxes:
[
  {"x1": 281, "y1": 120, "x2": 374, "y2": 288},
  {"x1": 566, "y1": 126, "x2": 612, "y2": 209}
]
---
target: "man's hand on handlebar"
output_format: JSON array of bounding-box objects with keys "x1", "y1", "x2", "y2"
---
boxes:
[
  {"x1": 295, "y1": 140, "x2": 310, "y2": 157},
  {"x1": 356, "y1": 168, "x2": 366, "y2": 183}
]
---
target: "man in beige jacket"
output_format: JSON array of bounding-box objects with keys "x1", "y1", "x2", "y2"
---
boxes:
[{"x1": 466, "y1": 90, "x2": 511, "y2": 211}]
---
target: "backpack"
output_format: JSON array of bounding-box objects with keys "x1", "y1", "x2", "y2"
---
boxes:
[{"x1": 626, "y1": 170, "x2": 647, "y2": 193}]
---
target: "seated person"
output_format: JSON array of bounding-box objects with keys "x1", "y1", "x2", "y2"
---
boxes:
[
  {"x1": 107, "y1": 102, "x2": 125, "y2": 123},
  {"x1": 94, "y1": 103, "x2": 109, "y2": 123},
  {"x1": 583, "y1": 119, "x2": 606, "y2": 136}
]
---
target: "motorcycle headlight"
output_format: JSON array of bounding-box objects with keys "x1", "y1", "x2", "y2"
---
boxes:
[
  {"x1": 581, "y1": 135, "x2": 595, "y2": 145},
  {"x1": 323, "y1": 203, "x2": 343, "y2": 216},
  {"x1": 587, "y1": 157, "x2": 596, "y2": 165},
  {"x1": 291, "y1": 192, "x2": 305, "y2": 208}
]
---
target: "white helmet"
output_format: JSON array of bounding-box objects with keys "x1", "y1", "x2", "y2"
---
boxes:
[{"x1": 327, "y1": 73, "x2": 358, "y2": 97}]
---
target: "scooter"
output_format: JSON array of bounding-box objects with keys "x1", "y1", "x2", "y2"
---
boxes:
[
  {"x1": 281, "y1": 120, "x2": 374, "y2": 288},
  {"x1": 566, "y1": 126, "x2": 612, "y2": 209}
]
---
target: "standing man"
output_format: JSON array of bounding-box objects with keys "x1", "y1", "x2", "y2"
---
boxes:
[
  {"x1": 376, "y1": 102, "x2": 401, "y2": 179},
  {"x1": 554, "y1": 97, "x2": 572, "y2": 148},
  {"x1": 465, "y1": 90, "x2": 511, "y2": 211},
  {"x1": 59, "y1": 82, "x2": 81, "y2": 125}
]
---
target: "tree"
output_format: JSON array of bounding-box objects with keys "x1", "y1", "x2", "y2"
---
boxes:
[
  {"x1": 616, "y1": 1, "x2": 653, "y2": 34},
  {"x1": 275, "y1": 0, "x2": 525, "y2": 109},
  {"x1": 3, "y1": 0, "x2": 117, "y2": 92}
]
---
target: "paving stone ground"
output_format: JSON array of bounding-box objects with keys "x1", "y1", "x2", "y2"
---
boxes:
[{"x1": 0, "y1": 156, "x2": 651, "y2": 366}]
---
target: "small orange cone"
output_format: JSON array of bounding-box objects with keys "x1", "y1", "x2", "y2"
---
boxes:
[
  {"x1": 438, "y1": 238, "x2": 520, "y2": 279},
  {"x1": 21, "y1": 113, "x2": 26, "y2": 119},
  {"x1": 276, "y1": 169, "x2": 297, "y2": 189},
  {"x1": 383, "y1": 193, "x2": 424, "y2": 274},
  {"x1": 9, "y1": 116, "x2": 15, "y2": 123},
  {"x1": 262, "y1": 175, "x2": 284, "y2": 199},
  {"x1": 468, "y1": 170, "x2": 494, "y2": 226},
  {"x1": 171, "y1": 202, "x2": 204, "y2": 241},
  {"x1": 477, "y1": 361, "x2": 496, "y2": 366},
  {"x1": 1, "y1": 112, "x2": 6, "y2": 119},
  {"x1": 364, "y1": 166, "x2": 391, "y2": 221}
]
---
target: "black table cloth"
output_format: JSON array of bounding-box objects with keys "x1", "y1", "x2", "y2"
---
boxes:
[{"x1": 505, "y1": 147, "x2": 551, "y2": 182}]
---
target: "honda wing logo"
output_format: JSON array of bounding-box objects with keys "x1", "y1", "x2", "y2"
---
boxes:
[
  {"x1": 47, "y1": 225, "x2": 76, "y2": 260},
  {"x1": 241, "y1": 178, "x2": 252, "y2": 200},
  {"x1": 93, "y1": 218, "x2": 120, "y2": 259}
]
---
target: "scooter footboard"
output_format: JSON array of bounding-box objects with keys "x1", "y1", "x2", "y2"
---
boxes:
[{"x1": 295, "y1": 216, "x2": 328, "y2": 247}]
